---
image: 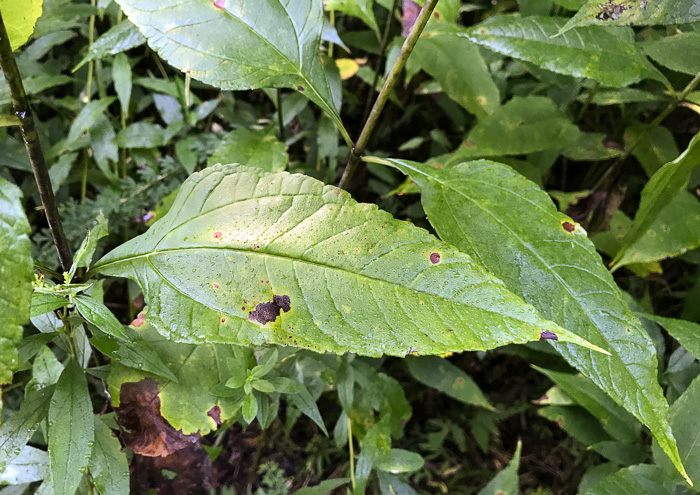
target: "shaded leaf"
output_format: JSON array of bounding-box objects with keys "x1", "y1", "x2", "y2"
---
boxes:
[
  {"x1": 463, "y1": 15, "x2": 667, "y2": 88},
  {"x1": 405, "y1": 356, "x2": 493, "y2": 410},
  {"x1": 0, "y1": 386, "x2": 53, "y2": 467},
  {"x1": 30, "y1": 293, "x2": 68, "y2": 317},
  {"x1": 613, "y1": 133, "x2": 700, "y2": 268},
  {"x1": 207, "y1": 127, "x2": 288, "y2": 172},
  {"x1": 559, "y1": 0, "x2": 700, "y2": 36},
  {"x1": 116, "y1": 0, "x2": 350, "y2": 145},
  {"x1": 326, "y1": 0, "x2": 380, "y2": 36},
  {"x1": 295, "y1": 478, "x2": 350, "y2": 495},
  {"x1": 115, "y1": 122, "x2": 165, "y2": 148},
  {"x1": 112, "y1": 52, "x2": 132, "y2": 117},
  {"x1": 641, "y1": 33, "x2": 700, "y2": 75},
  {"x1": 94, "y1": 164, "x2": 604, "y2": 357},
  {"x1": 386, "y1": 158, "x2": 688, "y2": 481},
  {"x1": 412, "y1": 32, "x2": 500, "y2": 118},
  {"x1": 640, "y1": 314, "x2": 700, "y2": 361},
  {"x1": 49, "y1": 359, "x2": 94, "y2": 495},
  {"x1": 477, "y1": 441, "x2": 521, "y2": 495},
  {"x1": 65, "y1": 98, "x2": 117, "y2": 146},
  {"x1": 74, "y1": 295, "x2": 130, "y2": 342},
  {"x1": 583, "y1": 464, "x2": 677, "y2": 495},
  {"x1": 90, "y1": 417, "x2": 129, "y2": 495},
  {"x1": 442, "y1": 96, "x2": 581, "y2": 164},
  {"x1": 107, "y1": 325, "x2": 245, "y2": 435},
  {"x1": 0, "y1": 177, "x2": 32, "y2": 395},
  {"x1": 539, "y1": 405, "x2": 612, "y2": 445},
  {"x1": 625, "y1": 124, "x2": 678, "y2": 177},
  {"x1": 73, "y1": 20, "x2": 145, "y2": 71}
]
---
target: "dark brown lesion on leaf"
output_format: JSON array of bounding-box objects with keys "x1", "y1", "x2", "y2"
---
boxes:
[
  {"x1": 430, "y1": 252, "x2": 441, "y2": 264},
  {"x1": 562, "y1": 221, "x2": 576, "y2": 232},
  {"x1": 248, "y1": 295, "x2": 291, "y2": 325},
  {"x1": 540, "y1": 331, "x2": 558, "y2": 341}
]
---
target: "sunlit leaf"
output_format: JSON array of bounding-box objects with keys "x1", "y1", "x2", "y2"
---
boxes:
[
  {"x1": 94, "y1": 164, "x2": 605, "y2": 357},
  {"x1": 0, "y1": 0, "x2": 43, "y2": 50},
  {"x1": 207, "y1": 128, "x2": 288, "y2": 172}
]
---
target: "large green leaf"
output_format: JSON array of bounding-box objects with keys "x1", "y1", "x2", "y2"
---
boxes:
[
  {"x1": 441, "y1": 96, "x2": 581, "y2": 164},
  {"x1": 0, "y1": 386, "x2": 53, "y2": 468},
  {"x1": 462, "y1": 15, "x2": 668, "y2": 88},
  {"x1": 107, "y1": 324, "x2": 245, "y2": 435},
  {"x1": 412, "y1": 32, "x2": 500, "y2": 119},
  {"x1": 384, "y1": 158, "x2": 688, "y2": 482},
  {"x1": 0, "y1": 177, "x2": 32, "y2": 399},
  {"x1": 89, "y1": 417, "x2": 129, "y2": 495},
  {"x1": 641, "y1": 33, "x2": 700, "y2": 76},
  {"x1": 0, "y1": 0, "x2": 43, "y2": 50},
  {"x1": 73, "y1": 20, "x2": 146, "y2": 71},
  {"x1": 207, "y1": 127, "x2": 288, "y2": 172},
  {"x1": 93, "y1": 164, "x2": 604, "y2": 357},
  {"x1": 49, "y1": 359, "x2": 94, "y2": 495},
  {"x1": 115, "y1": 0, "x2": 350, "y2": 145},
  {"x1": 558, "y1": 0, "x2": 700, "y2": 36},
  {"x1": 612, "y1": 133, "x2": 700, "y2": 269},
  {"x1": 583, "y1": 464, "x2": 678, "y2": 495}
]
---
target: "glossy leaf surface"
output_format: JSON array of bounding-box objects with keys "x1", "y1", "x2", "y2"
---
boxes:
[
  {"x1": 73, "y1": 20, "x2": 145, "y2": 71},
  {"x1": 49, "y1": 359, "x2": 94, "y2": 495},
  {"x1": 90, "y1": 417, "x2": 129, "y2": 495},
  {"x1": 94, "y1": 164, "x2": 604, "y2": 357},
  {"x1": 0, "y1": 177, "x2": 32, "y2": 395},
  {"x1": 115, "y1": 0, "x2": 349, "y2": 144},
  {"x1": 559, "y1": 0, "x2": 700, "y2": 35},
  {"x1": 640, "y1": 315, "x2": 700, "y2": 361},
  {"x1": 386, "y1": 158, "x2": 688, "y2": 481},
  {"x1": 0, "y1": 386, "x2": 53, "y2": 468},
  {"x1": 462, "y1": 15, "x2": 667, "y2": 88},
  {"x1": 613, "y1": 133, "x2": 700, "y2": 269}
]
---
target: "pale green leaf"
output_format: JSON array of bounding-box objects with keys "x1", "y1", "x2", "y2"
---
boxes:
[
  {"x1": 73, "y1": 20, "x2": 146, "y2": 71},
  {"x1": 613, "y1": 133, "x2": 700, "y2": 268},
  {"x1": 0, "y1": 114, "x2": 20, "y2": 126},
  {"x1": 462, "y1": 15, "x2": 668, "y2": 88},
  {"x1": 539, "y1": 405, "x2": 612, "y2": 446},
  {"x1": 583, "y1": 464, "x2": 677, "y2": 495},
  {"x1": 49, "y1": 359, "x2": 94, "y2": 495},
  {"x1": 207, "y1": 128, "x2": 288, "y2": 172},
  {"x1": 72, "y1": 212, "x2": 109, "y2": 272},
  {"x1": 33, "y1": 346, "x2": 64, "y2": 388},
  {"x1": 115, "y1": 122, "x2": 165, "y2": 148},
  {"x1": 385, "y1": 158, "x2": 688, "y2": 482},
  {"x1": 612, "y1": 191, "x2": 700, "y2": 268},
  {"x1": 295, "y1": 478, "x2": 350, "y2": 495},
  {"x1": 558, "y1": 0, "x2": 700, "y2": 36},
  {"x1": 112, "y1": 52, "x2": 132, "y2": 117},
  {"x1": 242, "y1": 393, "x2": 257, "y2": 422},
  {"x1": 0, "y1": 0, "x2": 43, "y2": 50},
  {"x1": 0, "y1": 446, "x2": 49, "y2": 484},
  {"x1": 116, "y1": 0, "x2": 350, "y2": 145},
  {"x1": 93, "y1": 164, "x2": 605, "y2": 357},
  {"x1": 325, "y1": 0, "x2": 380, "y2": 36},
  {"x1": 90, "y1": 417, "x2": 129, "y2": 495},
  {"x1": 0, "y1": 177, "x2": 32, "y2": 391},
  {"x1": 65, "y1": 98, "x2": 117, "y2": 146},
  {"x1": 375, "y1": 449, "x2": 424, "y2": 474},
  {"x1": 639, "y1": 314, "x2": 700, "y2": 361},
  {"x1": 477, "y1": 441, "x2": 521, "y2": 495},
  {"x1": 107, "y1": 324, "x2": 245, "y2": 435},
  {"x1": 625, "y1": 124, "x2": 678, "y2": 177},
  {"x1": 442, "y1": 96, "x2": 582, "y2": 164},
  {"x1": 411, "y1": 32, "x2": 500, "y2": 118},
  {"x1": 405, "y1": 356, "x2": 494, "y2": 410}
]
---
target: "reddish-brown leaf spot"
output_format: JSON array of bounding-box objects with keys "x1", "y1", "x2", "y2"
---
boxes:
[
  {"x1": 130, "y1": 312, "x2": 146, "y2": 328},
  {"x1": 221, "y1": 317, "x2": 226, "y2": 323},
  {"x1": 207, "y1": 406, "x2": 222, "y2": 426},
  {"x1": 213, "y1": 231, "x2": 223, "y2": 239},
  {"x1": 402, "y1": 0, "x2": 421, "y2": 36},
  {"x1": 214, "y1": 0, "x2": 225, "y2": 7},
  {"x1": 117, "y1": 379, "x2": 199, "y2": 457},
  {"x1": 540, "y1": 331, "x2": 558, "y2": 341},
  {"x1": 562, "y1": 221, "x2": 576, "y2": 232},
  {"x1": 253, "y1": 243, "x2": 260, "y2": 249},
  {"x1": 479, "y1": 29, "x2": 486, "y2": 34},
  {"x1": 296, "y1": 85, "x2": 304, "y2": 92},
  {"x1": 433, "y1": 11, "x2": 441, "y2": 19},
  {"x1": 212, "y1": 283, "x2": 219, "y2": 289},
  {"x1": 455, "y1": 377, "x2": 464, "y2": 384},
  {"x1": 464, "y1": 140, "x2": 474, "y2": 148},
  {"x1": 626, "y1": 328, "x2": 631, "y2": 332},
  {"x1": 430, "y1": 252, "x2": 441, "y2": 264},
  {"x1": 249, "y1": 295, "x2": 291, "y2": 325},
  {"x1": 477, "y1": 96, "x2": 485, "y2": 103}
]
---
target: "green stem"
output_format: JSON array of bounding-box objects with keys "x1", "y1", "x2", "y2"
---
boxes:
[
  {"x1": 361, "y1": 0, "x2": 400, "y2": 126},
  {"x1": 576, "y1": 82, "x2": 599, "y2": 123},
  {"x1": 347, "y1": 416, "x2": 356, "y2": 493},
  {"x1": 338, "y1": 0, "x2": 439, "y2": 189},
  {"x1": 0, "y1": 11, "x2": 73, "y2": 272},
  {"x1": 86, "y1": 0, "x2": 95, "y2": 101},
  {"x1": 276, "y1": 88, "x2": 284, "y2": 141},
  {"x1": 328, "y1": 10, "x2": 335, "y2": 58}
]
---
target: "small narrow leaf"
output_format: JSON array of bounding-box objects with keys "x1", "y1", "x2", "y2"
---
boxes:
[
  {"x1": 463, "y1": 15, "x2": 668, "y2": 88},
  {"x1": 584, "y1": 464, "x2": 678, "y2": 495},
  {"x1": 49, "y1": 359, "x2": 94, "y2": 495},
  {"x1": 386, "y1": 157, "x2": 688, "y2": 482},
  {"x1": 405, "y1": 356, "x2": 494, "y2": 410},
  {"x1": 74, "y1": 295, "x2": 130, "y2": 342},
  {"x1": 613, "y1": 133, "x2": 700, "y2": 269},
  {"x1": 94, "y1": 164, "x2": 605, "y2": 357},
  {"x1": 73, "y1": 20, "x2": 145, "y2": 71},
  {"x1": 639, "y1": 314, "x2": 700, "y2": 361},
  {"x1": 112, "y1": 53, "x2": 133, "y2": 117},
  {"x1": 90, "y1": 417, "x2": 129, "y2": 495},
  {"x1": 115, "y1": 0, "x2": 350, "y2": 145},
  {"x1": 477, "y1": 441, "x2": 521, "y2": 495},
  {"x1": 295, "y1": 478, "x2": 350, "y2": 495}
]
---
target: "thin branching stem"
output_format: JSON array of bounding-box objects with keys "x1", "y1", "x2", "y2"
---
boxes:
[
  {"x1": 0, "y1": 11, "x2": 73, "y2": 272},
  {"x1": 347, "y1": 416, "x2": 356, "y2": 492},
  {"x1": 338, "y1": 0, "x2": 439, "y2": 189},
  {"x1": 276, "y1": 88, "x2": 284, "y2": 141}
]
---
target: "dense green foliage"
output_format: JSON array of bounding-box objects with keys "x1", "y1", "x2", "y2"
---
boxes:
[{"x1": 1, "y1": 0, "x2": 699, "y2": 493}]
